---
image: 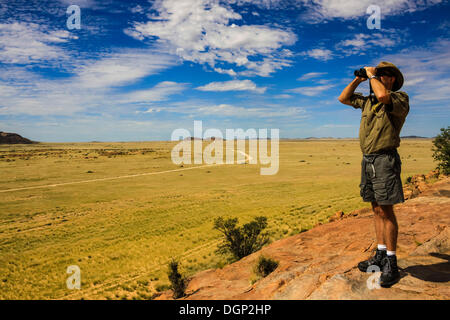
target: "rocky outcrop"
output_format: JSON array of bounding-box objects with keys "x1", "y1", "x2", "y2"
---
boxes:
[
  {"x1": 403, "y1": 170, "x2": 441, "y2": 200},
  {"x1": 0, "y1": 131, "x2": 35, "y2": 144},
  {"x1": 156, "y1": 173, "x2": 450, "y2": 300}
]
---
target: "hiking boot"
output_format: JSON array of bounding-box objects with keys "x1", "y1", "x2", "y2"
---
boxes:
[
  {"x1": 380, "y1": 255, "x2": 400, "y2": 288},
  {"x1": 357, "y1": 249, "x2": 387, "y2": 272}
]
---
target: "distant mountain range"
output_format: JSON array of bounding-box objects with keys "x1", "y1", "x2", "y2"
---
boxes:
[
  {"x1": 0, "y1": 132, "x2": 431, "y2": 144},
  {"x1": 288, "y1": 136, "x2": 431, "y2": 140},
  {"x1": 400, "y1": 135, "x2": 430, "y2": 139}
]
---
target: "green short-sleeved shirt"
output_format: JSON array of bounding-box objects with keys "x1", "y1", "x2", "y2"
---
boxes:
[{"x1": 350, "y1": 91, "x2": 409, "y2": 155}]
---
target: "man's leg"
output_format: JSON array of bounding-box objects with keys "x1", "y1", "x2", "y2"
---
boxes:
[
  {"x1": 379, "y1": 204, "x2": 398, "y2": 252},
  {"x1": 378, "y1": 204, "x2": 400, "y2": 287},
  {"x1": 357, "y1": 201, "x2": 387, "y2": 272},
  {"x1": 371, "y1": 202, "x2": 386, "y2": 247}
]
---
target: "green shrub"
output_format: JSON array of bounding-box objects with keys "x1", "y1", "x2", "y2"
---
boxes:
[
  {"x1": 254, "y1": 255, "x2": 278, "y2": 278},
  {"x1": 213, "y1": 216, "x2": 270, "y2": 261},
  {"x1": 137, "y1": 279, "x2": 149, "y2": 286},
  {"x1": 154, "y1": 283, "x2": 170, "y2": 292},
  {"x1": 167, "y1": 260, "x2": 187, "y2": 299},
  {"x1": 432, "y1": 127, "x2": 450, "y2": 175}
]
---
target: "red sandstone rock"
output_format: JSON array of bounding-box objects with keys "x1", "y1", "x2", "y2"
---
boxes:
[
  {"x1": 156, "y1": 176, "x2": 450, "y2": 300},
  {"x1": 328, "y1": 211, "x2": 345, "y2": 222}
]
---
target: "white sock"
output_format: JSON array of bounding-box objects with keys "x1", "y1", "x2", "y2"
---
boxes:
[
  {"x1": 377, "y1": 244, "x2": 387, "y2": 251},
  {"x1": 386, "y1": 250, "x2": 396, "y2": 256}
]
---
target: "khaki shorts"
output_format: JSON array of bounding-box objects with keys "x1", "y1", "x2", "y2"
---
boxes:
[{"x1": 360, "y1": 149, "x2": 405, "y2": 205}]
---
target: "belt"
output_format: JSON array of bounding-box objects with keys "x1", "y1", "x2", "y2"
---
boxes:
[
  {"x1": 365, "y1": 148, "x2": 397, "y2": 156},
  {"x1": 362, "y1": 148, "x2": 397, "y2": 179}
]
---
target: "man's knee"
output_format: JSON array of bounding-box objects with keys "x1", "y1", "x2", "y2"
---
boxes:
[
  {"x1": 372, "y1": 202, "x2": 392, "y2": 218},
  {"x1": 371, "y1": 202, "x2": 382, "y2": 216},
  {"x1": 374, "y1": 204, "x2": 396, "y2": 220}
]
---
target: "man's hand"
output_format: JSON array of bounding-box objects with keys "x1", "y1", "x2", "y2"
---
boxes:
[
  {"x1": 364, "y1": 66, "x2": 392, "y2": 105},
  {"x1": 356, "y1": 76, "x2": 368, "y2": 82},
  {"x1": 364, "y1": 67, "x2": 377, "y2": 78}
]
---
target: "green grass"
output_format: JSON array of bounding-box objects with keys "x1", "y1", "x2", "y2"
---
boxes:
[{"x1": 0, "y1": 139, "x2": 436, "y2": 299}]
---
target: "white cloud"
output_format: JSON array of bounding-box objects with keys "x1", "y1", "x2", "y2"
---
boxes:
[
  {"x1": 303, "y1": 48, "x2": 333, "y2": 61},
  {"x1": 273, "y1": 94, "x2": 292, "y2": 99},
  {"x1": 144, "y1": 108, "x2": 161, "y2": 113},
  {"x1": 196, "y1": 79, "x2": 266, "y2": 93},
  {"x1": 287, "y1": 84, "x2": 334, "y2": 96},
  {"x1": 229, "y1": 0, "x2": 442, "y2": 20},
  {"x1": 296, "y1": 0, "x2": 443, "y2": 22},
  {"x1": 166, "y1": 102, "x2": 307, "y2": 118},
  {"x1": 130, "y1": 5, "x2": 145, "y2": 14},
  {"x1": 0, "y1": 77, "x2": 88, "y2": 116},
  {"x1": 0, "y1": 22, "x2": 77, "y2": 64},
  {"x1": 123, "y1": 81, "x2": 188, "y2": 104},
  {"x1": 126, "y1": 0, "x2": 297, "y2": 77},
  {"x1": 0, "y1": 8, "x2": 182, "y2": 117},
  {"x1": 0, "y1": 49, "x2": 180, "y2": 116},
  {"x1": 302, "y1": 30, "x2": 403, "y2": 62},
  {"x1": 75, "y1": 50, "x2": 177, "y2": 89},
  {"x1": 297, "y1": 72, "x2": 328, "y2": 81},
  {"x1": 59, "y1": 0, "x2": 95, "y2": 8},
  {"x1": 229, "y1": 0, "x2": 286, "y2": 9},
  {"x1": 336, "y1": 31, "x2": 402, "y2": 56},
  {"x1": 213, "y1": 67, "x2": 237, "y2": 76}
]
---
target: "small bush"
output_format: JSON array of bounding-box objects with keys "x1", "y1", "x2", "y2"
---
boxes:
[
  {"x1": 155, "y1": 283, "x2": 170, "y2": 292},
  {"x1": 137, "y1": 279, "x2": 149, "y2": 286},
  {"x1": 167, "y1": 260, "x2": 187, "y2": 299},
  {"x1": 214, "y1": 216, "x2": 270, "y2": 261},
  {"x1": 254, "y1": 255, "x2": 278, "y2": 278},
  {"x1": 432, "y1": 127, "x2": 450, "y2": 175}
]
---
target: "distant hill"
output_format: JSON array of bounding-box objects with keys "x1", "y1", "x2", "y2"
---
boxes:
[
  {"x1": 302, "y1": 137, "x2": 353, "y2": 140},
  {"x1": 183, "y1": 137, "x2": 204, "y2": 141},
  {"x1": 0, "y1": 131, "x2": 36, "y2": 144},
  {"x1": 401, "y1": 135, "x2": 430, "y2": 139}
]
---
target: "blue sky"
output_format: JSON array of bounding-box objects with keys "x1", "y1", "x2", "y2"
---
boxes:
[{"x1": 0, "y1": 0, "x2": 449, "y2": 141}]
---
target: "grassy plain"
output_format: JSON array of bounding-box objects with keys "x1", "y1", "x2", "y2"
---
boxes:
[{"x1": 0, "y1": 139, "x2": 435, "y2": 299}]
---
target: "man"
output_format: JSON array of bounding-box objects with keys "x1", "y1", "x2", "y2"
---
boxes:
[{"x1": 338, "y1": 61, "x2": 409, "y2": 287}]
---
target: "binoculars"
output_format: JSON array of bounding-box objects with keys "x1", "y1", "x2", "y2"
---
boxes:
[{"x1": 354, "y1": 68, "x2": 394, "y2": 78}]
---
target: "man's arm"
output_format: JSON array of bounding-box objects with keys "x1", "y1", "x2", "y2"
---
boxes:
[
  {"x1": 338, "y1": 77, "x2": 367, "y2": 106},
  {"x1": 387, "y1": 91, "x2": 409, "y2": 118},
  {"x1": 365, "y1": 67, "x2": 391, "y2": 105}
]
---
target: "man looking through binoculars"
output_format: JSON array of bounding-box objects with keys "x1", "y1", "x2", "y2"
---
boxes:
[{"x1": 338, "y1": 62, "x2": 409, "y2": 287}]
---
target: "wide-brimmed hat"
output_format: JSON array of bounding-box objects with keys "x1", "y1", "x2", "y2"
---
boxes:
[{"x1": 376, "y1": 61, "x2": 404, "y2": 91}]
